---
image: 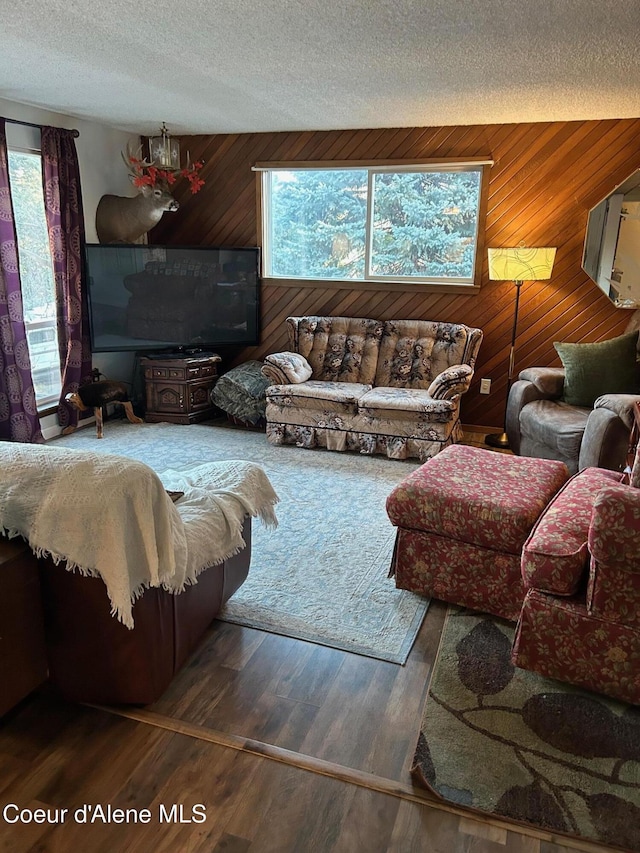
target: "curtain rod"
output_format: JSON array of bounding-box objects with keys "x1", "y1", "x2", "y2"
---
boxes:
[{"x1": 3, "y1": 116, "x2": 79, "y2": 137}]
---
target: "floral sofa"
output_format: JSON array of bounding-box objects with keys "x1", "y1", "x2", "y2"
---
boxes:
[
  {"x1": 387, "y1": 443, "x2": 640, "y2": 705},
  {"x1": 264, "y1": 316, "x2": 483, "y2": 461}
]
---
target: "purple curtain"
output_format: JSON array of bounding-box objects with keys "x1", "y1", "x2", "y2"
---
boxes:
[
  {"x1": 41, "y1": 126, "x2": 92, "y2": 431},
  {"x1": 0, "y1": 119, "x2": 43, "y2": 443}
]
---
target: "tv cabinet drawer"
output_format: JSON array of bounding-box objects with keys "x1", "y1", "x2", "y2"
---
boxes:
[
  {"x1": 146, "y1": 366, "x2": 169, "y2": 379},
  {"x1": 186, "y1": 364, "x2": 217, "y2": 379}
]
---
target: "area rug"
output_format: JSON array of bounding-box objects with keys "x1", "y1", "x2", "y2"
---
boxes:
[
  {"x1": 53, "y1": 420, "x2": 428, "y2": 663},
  {"x1": 412, "y1": 608, "x2": 640, "y2": 850}
]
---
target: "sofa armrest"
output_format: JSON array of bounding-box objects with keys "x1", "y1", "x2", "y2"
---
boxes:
[
  {"x1": 518, "y1": 367, "x2": 565, "y2": 397},
  {"x1": 426, "y1": 364, "x2": 473, "y2": 400},
  {"x1": 262, "y1": 351, "x2": 313, "y2": 385},
  {"x1": 578, "y1": 406, "x2": 632, "y2": 472},
  {"x1": 587, "y1": 482, "x2": 640, "y2": 627},
  {"x1": 589, "y1": 482, "x2": 640, "y2": 567},
  {"x1": 505, "y1": 378, "x2": 561, "y2": 456},
  {"x1": 593, "y1": 393, "x2": 640, "y2": 430}
]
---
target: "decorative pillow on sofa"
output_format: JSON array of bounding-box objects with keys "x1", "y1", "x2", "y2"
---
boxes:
[
  {"x1": 553, "y1": 331, "x2": 640, "y2": 407},
  {"x1": 262, "y1": 351, "x2": 313, "y2": 385}
]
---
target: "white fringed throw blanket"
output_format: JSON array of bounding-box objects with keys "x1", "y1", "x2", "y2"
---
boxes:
[{"x1": 0, "y1": 444, "x2": 278, "y2": 628}]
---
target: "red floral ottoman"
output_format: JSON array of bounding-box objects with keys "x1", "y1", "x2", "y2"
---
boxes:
[{"x1": 386, "y1": 444, "x2": 569, "y2": 620}]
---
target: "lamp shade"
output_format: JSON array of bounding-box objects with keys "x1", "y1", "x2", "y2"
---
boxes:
[{"x1": 488, "y1": 247, "x2": 556, "y2": 281}]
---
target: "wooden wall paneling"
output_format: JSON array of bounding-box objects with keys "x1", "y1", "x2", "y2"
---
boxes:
[
  {"x1": 492, "y1": 123, "x2": 585, "y2": 201},
  {"x1": 387, "y1": 126, "x2": 443, "y2": 158},
  {"x1": 490, "y1": 128, "x2": 603, "y2": 235},
  {"x1": 151, "y1": 119, "x2": 640, "y2": 427}
]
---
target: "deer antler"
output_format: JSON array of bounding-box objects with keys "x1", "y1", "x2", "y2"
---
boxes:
[{"x1": 122, "y1": 141, "x2": 157, "y2": 179}]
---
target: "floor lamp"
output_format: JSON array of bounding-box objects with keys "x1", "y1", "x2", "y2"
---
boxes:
[{"x1": 485, "y1": 246, "x2": 557, "y2": 449}]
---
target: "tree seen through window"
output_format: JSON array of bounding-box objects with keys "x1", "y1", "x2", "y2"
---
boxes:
[
  {"x1": 265, "y1": 165, "x2": 484, "y2": 284},
  {"x1": 8, "y1": 150, "x2": 61, "y2": 407}
]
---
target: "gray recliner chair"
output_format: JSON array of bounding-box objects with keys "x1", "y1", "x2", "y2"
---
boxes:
[{"x1": 505, "y1": 366, "x2": 639, "y2": 474}]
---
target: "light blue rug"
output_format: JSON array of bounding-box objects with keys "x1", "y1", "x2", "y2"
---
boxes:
[{"x1": 53, "y1": 421, "x2": 428, "y2": 663}]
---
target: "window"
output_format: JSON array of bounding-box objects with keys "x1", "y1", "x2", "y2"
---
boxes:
[
  {"x1": 259, "y1": 161, "x2": 490, "y2": 288},
  {"x1": 7, "y1": 147, "x2": 61, "y2": 408}
]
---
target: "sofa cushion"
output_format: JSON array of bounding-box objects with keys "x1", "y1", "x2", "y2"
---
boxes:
[
  {"x1": 375, "y1": 320, "x2": 475, "y2": 389},
  {"x1": 386, "y1": 445, "x2": 568, "y2": 555},
  {"x1": 287, "y1": 316, "x2": 384, "y2": 385},
  {"x1": 522, "y1": 467, "x2": 623, "y2": 596},
  {"x1": 358, "y1": 387, "x2": 456, "y2": 422},
  {"x1": 519, "y1": 398, "x2": 590, "y2": 460},
  {"x1": 265, "y1": 380, "x2": 371, "y2": 415}
]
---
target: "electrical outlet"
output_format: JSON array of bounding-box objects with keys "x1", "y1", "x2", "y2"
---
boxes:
[{"x1": 480, "y1": 378, "x2": 491, "y2": 394}]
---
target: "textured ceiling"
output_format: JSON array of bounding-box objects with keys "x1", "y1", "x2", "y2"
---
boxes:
[{"x1": 1, "y1": 0, "x2": 640, "y2": 134}]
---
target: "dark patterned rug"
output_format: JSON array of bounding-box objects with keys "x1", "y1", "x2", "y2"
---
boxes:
[{"x1": 412, "y1": 608, "x2": 640, "y2": 851}]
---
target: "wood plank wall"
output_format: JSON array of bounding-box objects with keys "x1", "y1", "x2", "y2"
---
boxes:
[{"x1": 151, "y1": 119, "x2": 640, "y2": 428}]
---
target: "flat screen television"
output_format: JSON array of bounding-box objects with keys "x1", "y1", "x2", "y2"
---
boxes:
[{"x1": 84, "y1": 244, "x2": 260, "y2": 353}]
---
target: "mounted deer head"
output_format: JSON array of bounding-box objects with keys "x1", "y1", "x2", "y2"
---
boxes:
[{"x1": 95, "y1": 141, "x2": 204, "y2": 244}]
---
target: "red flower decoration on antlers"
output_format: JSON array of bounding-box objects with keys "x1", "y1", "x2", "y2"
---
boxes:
[{"x1": 125, "y1": 146, "x2": 205, "y2": 195}]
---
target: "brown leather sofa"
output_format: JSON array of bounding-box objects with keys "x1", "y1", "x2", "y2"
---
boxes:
[
  {"x1": 1, "y1": 520, "x2": 250, "y2": 709},
  {"x1": 0, "y1": 539, "x2": 48, "y2": 716}
]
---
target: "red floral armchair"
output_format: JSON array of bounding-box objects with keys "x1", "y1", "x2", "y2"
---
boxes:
[
  {"x1": 513, "y1": 466, "x2": 640, "y2": 705},
  {"x1": 387, "y1": 443, "x2": 640, "y2": 705}
]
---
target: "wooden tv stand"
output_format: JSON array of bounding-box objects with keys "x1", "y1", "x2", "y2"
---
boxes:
[{"x1": 141, "y1": 353, "x2": 221, "y2": 424}]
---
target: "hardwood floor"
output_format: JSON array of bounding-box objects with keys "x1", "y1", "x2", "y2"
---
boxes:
[
  {"x1": 0, "y1": 431, "x2": 620, "y2": 852},
  {"x1": 145, "y1": 600, "x2": 445, "y2": 782}
]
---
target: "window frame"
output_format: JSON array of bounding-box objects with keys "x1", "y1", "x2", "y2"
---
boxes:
[
  {"x1": 256, "y1": 157, "x2": 492, "y2": 293},
  {"x1": 6, "y1": 128, "x2": 62, "y2": 412}
]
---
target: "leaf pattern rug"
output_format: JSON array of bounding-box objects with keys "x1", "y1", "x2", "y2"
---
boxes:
[
  {"x1": 54, "y1": 420, "x2": 428, "y2": 663},
  {"x1": 413, "y1": 608, "x2": 640, "y2": 851}
]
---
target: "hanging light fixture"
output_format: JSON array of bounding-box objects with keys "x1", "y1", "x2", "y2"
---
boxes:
[{"x1": 148, "y1": 122, "x2": 180, "y2": 169}]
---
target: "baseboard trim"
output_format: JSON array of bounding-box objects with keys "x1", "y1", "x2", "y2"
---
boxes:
[{"x1": 461, "y1": 423, "x2": 501, "y2": 433}]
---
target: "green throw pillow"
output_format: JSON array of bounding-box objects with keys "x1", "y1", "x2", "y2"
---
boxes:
[{"x1": 554, "y1": 331, "x2": 640, "y2": 407}]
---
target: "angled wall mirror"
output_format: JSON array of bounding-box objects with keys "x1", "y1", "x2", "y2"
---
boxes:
[{"x1": 582, "y1": 168, "x2": 640, "y2": 309}]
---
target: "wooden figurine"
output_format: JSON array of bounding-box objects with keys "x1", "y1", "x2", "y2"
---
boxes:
[{"x1": 65, "y1": 379, "x2": 143, "y2": 438}]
